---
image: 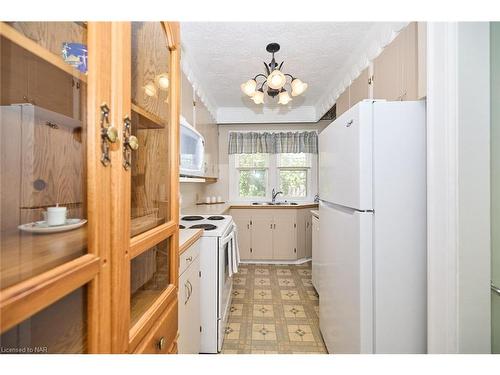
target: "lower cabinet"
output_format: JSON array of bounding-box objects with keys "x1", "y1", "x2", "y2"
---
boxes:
[
  {"x1": 272, "y1": 212, "x2": 297, "y2": 260},
  {"x1": 177, "y1": 239, "x2": 201, "y2": 354},
  {"x1": 232, "y1": 208, "x2": 314, "y2": 261}
]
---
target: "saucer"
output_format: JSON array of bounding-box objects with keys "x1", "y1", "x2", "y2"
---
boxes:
[{"x1": 18, "y1": 218, "x2": 87, "y2": 234}]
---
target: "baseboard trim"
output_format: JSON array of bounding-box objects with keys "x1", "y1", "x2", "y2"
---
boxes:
[{"x1": 239, "y1": 257, "x2": 311, "y2": 266}]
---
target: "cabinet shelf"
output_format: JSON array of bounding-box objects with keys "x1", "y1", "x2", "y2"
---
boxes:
[
  {"x1": 0, "y1": 22, "x2": 87, "y2": 84},
  {"x1": 0, "y1": 227, "x2": 87, "y2": 290},
  {"x1": 131, "y1": 103, "x2": 165, "y2": 129}
]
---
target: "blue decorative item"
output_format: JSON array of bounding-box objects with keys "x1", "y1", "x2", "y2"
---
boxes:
[{"x1": 61, "y1": 42, "x2": 88, "y2": 74}]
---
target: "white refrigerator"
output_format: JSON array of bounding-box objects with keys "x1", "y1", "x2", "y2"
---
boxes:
[{"x1": 318, "y1": 100, "x2": 427, "y2": 354}]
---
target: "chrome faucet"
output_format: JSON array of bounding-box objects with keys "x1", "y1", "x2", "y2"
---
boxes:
[{"x1": 271, "y1": 188, "x2": 283, "y2": 203}]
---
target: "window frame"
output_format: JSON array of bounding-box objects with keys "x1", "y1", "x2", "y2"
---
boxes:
[{"x1": 229, "y1": 151, "x2": 317, "y2": 203}]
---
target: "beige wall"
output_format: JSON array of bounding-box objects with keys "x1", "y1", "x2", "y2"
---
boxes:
[
  {"x1": 180, "y1": 183, "x2": 206, "y2": 209},
  {"x1": 205, "y1": 121, "x2": 329, "y2": 202}
]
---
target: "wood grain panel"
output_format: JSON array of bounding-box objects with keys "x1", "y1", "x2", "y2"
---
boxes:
[
  {"x1": 7, "y1": 22, "x2": 86, "y2": 59},
  {"x1": 20, "y1": 105, "x2": 84, "y2": 209}
]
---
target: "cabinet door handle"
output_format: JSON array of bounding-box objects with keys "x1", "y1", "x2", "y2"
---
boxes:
[
  {"x1": 123, "y1": 116, "x2": 139, "y2": 170},
  {"x1": 186, "y1": 256, "x2": 193, "y2": 262},
  {"x1": 185, "y1": 280, "x2": 193, "y2": 304},
  {"x1": 270, "y1": 223, "x2": 273, "y2": 229},
  {"x1": 157, "y1": 337, "x2": 166, "y2": 351},
  {"x1": 99, "y1": 103, "x2": 118, "y2": 166}
]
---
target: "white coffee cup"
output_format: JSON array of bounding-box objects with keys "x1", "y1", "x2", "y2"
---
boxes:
[
  {"x1": 217, "y1": 196, "x2": 222, "y2": 203},
  {"x1": 205, "y1": 197, "x2": 211, "y2": 204},
  {"x1": 211, "y1": 196, "x2": 216, "y2": 203},
  {"x1": 47, "y1": 206, "x2": 67, "y2": 226}
]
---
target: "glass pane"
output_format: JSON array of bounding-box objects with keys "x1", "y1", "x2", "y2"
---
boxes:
[
  {"x1": 277, "y1": 153, "x2": 310, "y2": 167},
  {"x1": 130, "y1": 22, "x2": 171, "y2": 237},
  {"x1": 279, "y1": 170, "x2": 307, "y2": 198},
  {"x1": 236, "y1": 153, "x2": 268, "y2": 168},
  {"x1": 239, "y1": 170, "x2": 267, "y2": 198},
  {"x1": 130, "y1": 239, "x2": 170, "y2": 328},
  {"x1": 1, "y1": 22, "x2": 88, "y2": 289},
  {"x1": 0, "y1": 286, "x2": 88, "y2": 353}
]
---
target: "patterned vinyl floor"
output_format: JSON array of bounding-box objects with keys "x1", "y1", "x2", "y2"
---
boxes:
[{"x1": 221, "y1": 262, "x2": 328, "y2": 354}]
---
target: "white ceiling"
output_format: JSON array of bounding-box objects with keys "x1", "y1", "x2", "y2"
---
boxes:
[{"x1": 180, "y1": 22, "x2": 407, "y2": 123}]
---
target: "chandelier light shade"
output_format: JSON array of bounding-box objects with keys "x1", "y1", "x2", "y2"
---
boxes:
[
  {"x1": 240, "y1": 43, "x2": 308, "y2": 105},
  {"x1": 241, "y1": 79, "x2": 257, "y2": 96},
  {"x1": 278, "y1": 90, "x2": 292, "y2": 105},
  {"x1": 251, "y1": 89, "x2": 265, "y2": 104},
  {"x1": 267, "y1": 69, "x2": 286, "y2": 90},
  {"x1": 291, "y1": 78, "x2": 308, "y2": 97}
]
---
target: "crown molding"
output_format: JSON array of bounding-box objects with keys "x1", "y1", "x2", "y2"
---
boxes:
[
  {"x1": 313, "y1": 22, "x2": 409, "y2": 121},
  {"x1": 217, "y1": 105, "x2": 317, "y2": 124},
  {"x1": 180, "y1": 43, "x2": 218, "y2": 120}
]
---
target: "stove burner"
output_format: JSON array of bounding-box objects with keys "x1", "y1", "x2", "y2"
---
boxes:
[
  {"x1": 207, "y1": 216, "x2": 225, "y2": 221},
  {"x1": 179, "y1": 225, "x2": 185, "y2": 229},
  {"x1": 182, "y1": 215, "x2": 204, "y2": 221},
  {"x1": 190, "y1": 223, "x2": 217, "y2": 231}
]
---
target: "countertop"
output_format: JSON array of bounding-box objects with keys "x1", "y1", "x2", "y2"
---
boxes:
[
  {"x1": 179, "y1": 228, "x2": 203, "y2": 255},
  {"x1": 181, "y1": 202, "x2": 318, "y2": 216},
  {"x1": 311, "y1": 210, "x2": 319, "y2": 218}
]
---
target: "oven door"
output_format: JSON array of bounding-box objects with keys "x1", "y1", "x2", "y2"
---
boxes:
[{"x1": 217, "y1": 226, "x2": 234, "y2": 351}]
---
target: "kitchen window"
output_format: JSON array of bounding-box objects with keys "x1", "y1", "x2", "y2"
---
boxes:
[{"x1": 230, "y1": 152, "x2": 317, "y2": 202}]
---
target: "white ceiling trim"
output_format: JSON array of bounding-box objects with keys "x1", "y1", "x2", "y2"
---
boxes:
[
  {"x1": 314, "y1": 21, "x2": 409, "y2": 120},
  {"x1": 217, "y1": 105, "x2": 316, "y2": 124},
  {"x1": 180, "y1": 44, "x2": 218, "y2": 120}
]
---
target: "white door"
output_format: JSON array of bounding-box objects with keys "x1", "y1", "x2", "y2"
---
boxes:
[
  {"x1": 319, "y1": 201, "x2": 373, "y2": 354},
  {"x1": 319, "y1": 101, "x2": 373, "y2": 210}
]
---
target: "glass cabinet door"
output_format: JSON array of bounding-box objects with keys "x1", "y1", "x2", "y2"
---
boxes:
[
  {"x1": 0, "y1": 22, "x2": 93, "y2": 353},
  {"x1": 127, "y1": 21, "x2": 177, "y2": 346}
]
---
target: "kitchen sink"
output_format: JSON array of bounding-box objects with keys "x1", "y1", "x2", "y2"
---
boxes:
[{"x1": 251, "y1": 201, "x2": 299, "y2": 206}]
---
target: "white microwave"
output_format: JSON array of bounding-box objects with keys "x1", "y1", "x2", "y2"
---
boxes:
[{"x1": 180, "y1": 116, "x2": 205, "y2": 177}]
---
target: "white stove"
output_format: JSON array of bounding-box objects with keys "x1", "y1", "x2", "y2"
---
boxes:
[
  {"x1": 180, "y1": 214, "x2": 235, "y2": 353},
  {"x1": 180, "y1": 214, "x2": 233, "y2": 237}
]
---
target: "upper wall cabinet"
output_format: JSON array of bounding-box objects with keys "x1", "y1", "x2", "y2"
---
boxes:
[
  {"x1": 336, "y1": 67, "x2": 371, "y2": 117},
  {"x1": 180, "y1": 71, "x2": 194, "y2": 125},
  {"x1": 335, "y1": 22, "x2": 425, "y2": 118},
  {"x1": 373, "y1": 22, "x2": 419, "y2": 101}
]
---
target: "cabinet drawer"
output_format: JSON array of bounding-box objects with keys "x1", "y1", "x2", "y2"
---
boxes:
[
  {"x1": 134, "y1": 300, "x2": 178, "y2": 354},
  {"x1": 180, "y1": 239, "x2": 200, "y2": 276}
]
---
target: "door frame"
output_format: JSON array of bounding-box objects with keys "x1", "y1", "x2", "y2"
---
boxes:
[{"x1": 426, "y1": 22, "x2": 491, "y2": 353}]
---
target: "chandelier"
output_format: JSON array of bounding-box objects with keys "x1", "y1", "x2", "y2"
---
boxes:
[{"x1": 240, "y1": 43, "x2": 308, "y2": 105}]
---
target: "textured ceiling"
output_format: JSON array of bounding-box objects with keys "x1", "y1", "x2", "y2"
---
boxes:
[{"x1": 180, "y1": 22, "x2": 406, "y2": 123}]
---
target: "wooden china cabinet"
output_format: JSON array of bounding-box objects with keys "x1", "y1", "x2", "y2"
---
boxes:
[{"x1": 0, "y1": 22, "x2": 180, "y2": 353}]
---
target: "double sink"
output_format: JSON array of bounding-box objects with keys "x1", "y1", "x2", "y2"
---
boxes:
[{"x1": 251, "y1": 201, "x2": 299, "y2": 206}]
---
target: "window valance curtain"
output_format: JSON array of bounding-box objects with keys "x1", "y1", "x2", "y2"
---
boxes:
[{"x1": 228, "y1": 131, "x2": 318, "y2": 154}]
